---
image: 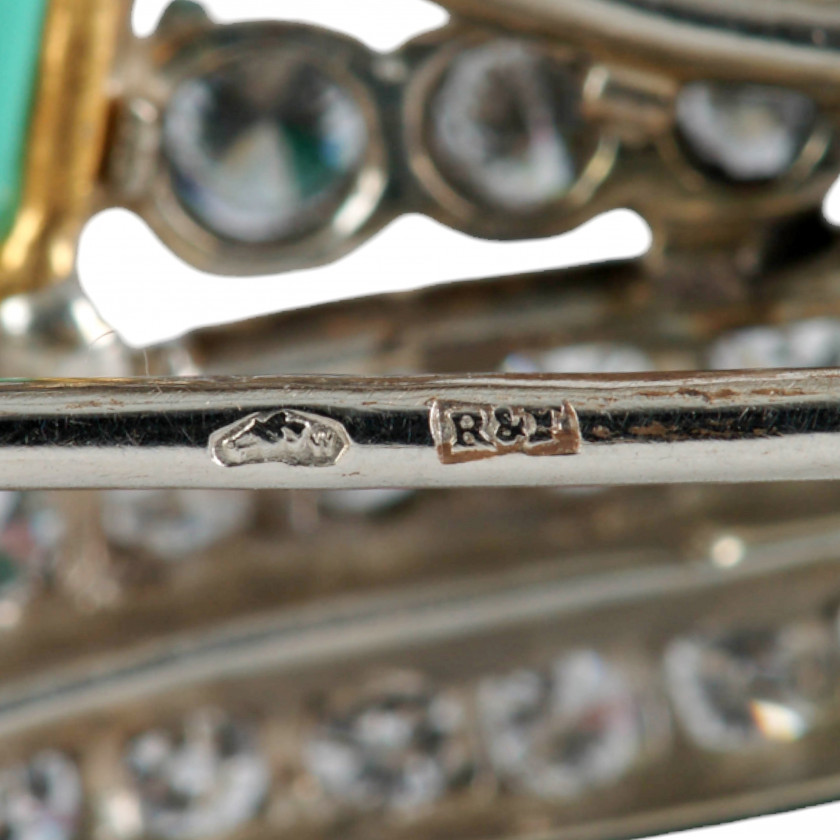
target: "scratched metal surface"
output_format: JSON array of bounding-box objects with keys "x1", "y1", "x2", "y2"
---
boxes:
[
  {"x1": 0, "y1": 371, "x2": 833, "y2": 486},
  {"x1": 441, "y1": 0, "x2": 840, "y2": 80}
]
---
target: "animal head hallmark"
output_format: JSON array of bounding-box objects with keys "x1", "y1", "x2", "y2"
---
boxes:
[{"x1": 209, "y1": 409, "x2": 351, "y2": 468}]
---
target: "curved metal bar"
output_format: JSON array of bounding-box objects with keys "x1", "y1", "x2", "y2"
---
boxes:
[
  {"x1": 0, "y1": 516, "x2": 834, "y2": 736},
  {"x1": 441, "y1": 0, "x2": 840, "y2": 81},
  {"x1": 0, "y1": 370, "x2": 838, "y2": 488}
]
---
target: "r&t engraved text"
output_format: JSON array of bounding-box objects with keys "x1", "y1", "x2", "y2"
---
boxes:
[{"x1": 430, "y1": 401, "x2": 582, "y2": 465}]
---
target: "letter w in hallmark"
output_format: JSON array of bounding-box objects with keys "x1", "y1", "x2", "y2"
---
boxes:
[
  {"x1": 430, "y1": 401, "x2": 582, "y2": 465},
  {"x1": 209, "y1": 409, "x2": 351, "y2": 468}
]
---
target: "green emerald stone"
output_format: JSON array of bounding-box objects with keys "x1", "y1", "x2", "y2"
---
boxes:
[{"x1": 0, "y1": 0, "x2": 49, "y2": 241}]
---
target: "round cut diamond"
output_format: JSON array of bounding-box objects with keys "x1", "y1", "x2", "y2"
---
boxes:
[
  {"x1": 0, "y1": 492, "x2": 62, "y2": 626},
  {"x1": 676, "y1": 82, "x2": 817, "y2": 182},
  {"x1": 478, "y1": 651, "x2": 645, "y2": 798},
  {"x1": 305, "y1": 674, "x2": 472, "y2": 811},
  {"x1": 0, "y1": 752, "x2": 83, "y2": 840},
  {"x1": 319, "y1": 489, "x2": 415, "y2": 516},
  {"x1": 503, "y1": 343, "x2": 654, "y2": 374},
  {"x1": 708, "y1": 318, "x2": 840, "y2": 370},
  {"x1": 430, "y1": 40, "x2": 583, "y2": 212},
  {"x1": 665, "y1": 624, "x2": 840, "y2": 750},
  {"x1": 123, "y1": 710, "x2": 269, "y2": 840},
  {"x1": 101, "y1": 491, "x2": 253, "y2": 560},
  {"x1": 163, "y1": 48, "x2": 369, "y2": 243}
]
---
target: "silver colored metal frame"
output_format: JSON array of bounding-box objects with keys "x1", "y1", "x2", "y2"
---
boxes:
[
  {"x1": 9, "y1": 2, "x2": 840, "y2": 840},
  {"x1": 0, "y1": 369, "x2": 837, "y2": 489},
  {"x1": 441, "y1": 0, "x2": 840, "y2": 82}
]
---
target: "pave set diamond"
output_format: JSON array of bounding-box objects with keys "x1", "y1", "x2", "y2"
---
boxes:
[{"x1": 5, "y1": 624, "x2": 840, "y2": 840}]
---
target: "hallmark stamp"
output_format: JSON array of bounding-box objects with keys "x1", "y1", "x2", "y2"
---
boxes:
[
  {"x1": 430, "y1": 401, "x2": 582, "y2": 465},
  {"x1": 209, "y1": 409, "x2": 350, "y2": 468}
]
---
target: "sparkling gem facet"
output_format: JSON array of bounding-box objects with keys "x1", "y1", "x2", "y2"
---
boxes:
[
  {"x1": 665, "y1": 625, "x2": 840, "y2": 751},
  {"x1": 430, "y1": 40, "x2": 583, "y2": 212},
  {"x1": 503, "y1": 343, "x2": 654, "y2": 374},
  {"x1": 0, "y1": 752, "x2": 83, "y2": 840},
  {"x1": 478, "y1": 651, "x2": 644, "y2": 798},
  {"x1": 0, "y1": 492, "x2": 62, "y2": 627},
  {"x1": 124, "y1": 710, "x2": 269, "y2": 840},
  {"x1": 319, "y1": 489, "x2": 415, "y2": 516},
  {"x1": 305, "y1": 674, "x2": 472, "y2": 811},
  {"x1": 101, "y1": 491, "x2": 253, "y2": 560},
  {"x1": 709, "y1": 318, "x2": 840, "y2": 370},
  {"x1": 676, "y1": 82, "x2": 817, "y2": 182},
  {"x1": 163, "y1": 49, "x2": 369, "y2": 243}
]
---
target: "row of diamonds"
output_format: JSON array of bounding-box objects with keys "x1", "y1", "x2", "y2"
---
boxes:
[
  {"x1": 3, "y1": 612, "x2": 840, "y2": 840},
  {"x1": 122, "y1": 15, "x2": 832, "y2": 265}
]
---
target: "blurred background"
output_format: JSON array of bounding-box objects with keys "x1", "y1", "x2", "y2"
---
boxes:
[{"x1": 70, "y1": 3, "x2": 840, "y2": 838}]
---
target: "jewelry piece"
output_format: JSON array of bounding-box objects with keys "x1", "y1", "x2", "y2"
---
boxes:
[{"x1": 4, "y1": 2, "x2": 840, "y2": 840}]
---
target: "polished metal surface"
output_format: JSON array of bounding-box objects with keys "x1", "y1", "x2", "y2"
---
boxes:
[
  {"x1": 440, "y1": 0, "x2": 840, "y2": 80},
  {"x1": 0, "y1": 370, "x2": 836, "y2": 487},
  {"x1": 6, "y1": 1, "x2": 840, "y2": 839}
]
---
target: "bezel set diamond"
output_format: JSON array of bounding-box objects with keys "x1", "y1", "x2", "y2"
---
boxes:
[
  {"x1": 108, "y1": 9, "x2": 839, "y2": 279},
  {"x1": 7, "y1": 594, "x2": 840, "y2": 840}
]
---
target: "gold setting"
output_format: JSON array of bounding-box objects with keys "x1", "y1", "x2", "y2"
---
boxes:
[{"x1": 0, "y1": 0, "x2": 125, "y2": 299}]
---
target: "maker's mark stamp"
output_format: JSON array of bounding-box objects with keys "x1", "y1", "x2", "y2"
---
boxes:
[
  {"x1": 209, "y1": 409, "x2": 350, "y2": 468},
  {"x1": 430, "y1": 401, "x2": 581, "y2": 465}
]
